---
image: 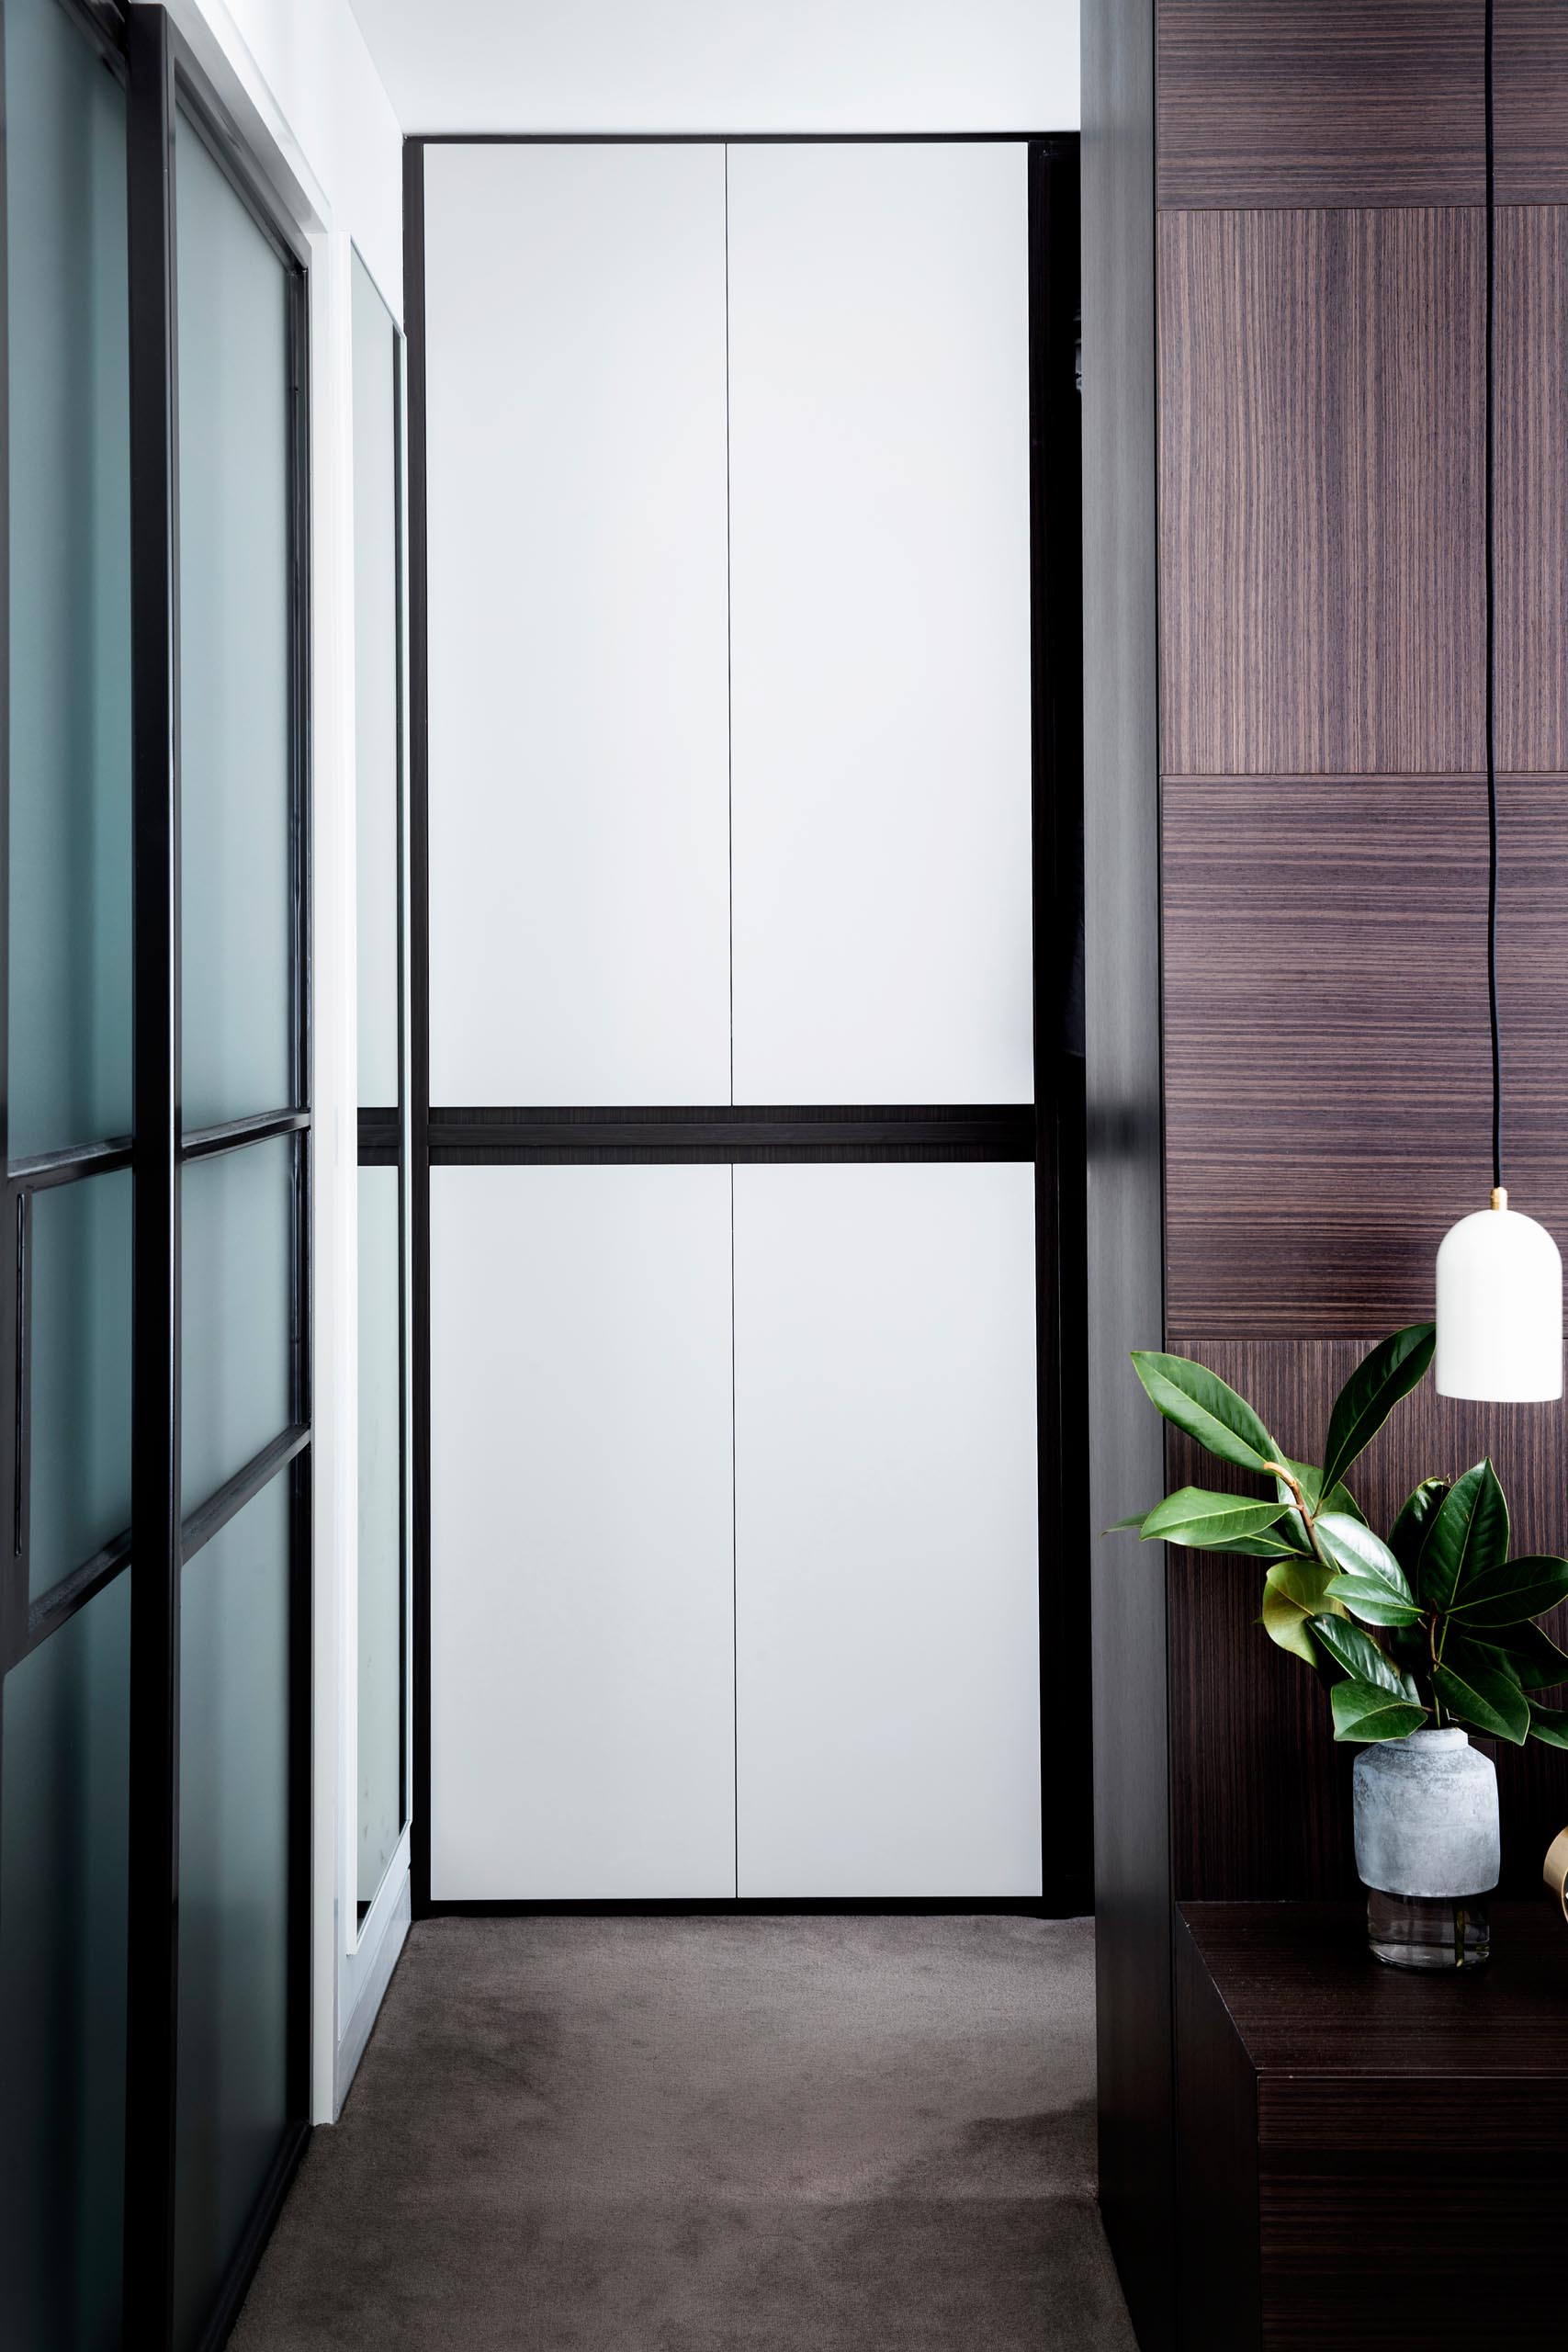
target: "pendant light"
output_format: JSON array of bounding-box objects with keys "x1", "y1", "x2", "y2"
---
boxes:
[{"x1": 1435, "y1": 0, "x2": 1563, "y2": 1401}]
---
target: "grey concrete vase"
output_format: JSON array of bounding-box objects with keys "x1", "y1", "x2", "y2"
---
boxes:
[{"x1": 1352, "y1": 1727, "x2": 1501, "y2": 1898}]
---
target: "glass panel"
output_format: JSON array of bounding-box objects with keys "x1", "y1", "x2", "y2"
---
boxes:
[
  {"x1": 0, "y1": 1571, "x2": 130, "y2": 2351},
  {"x1": 180, "y1": 1136, "x2": 293, "y2": 1517},
  {"x1": 175, "y1": 114, "x2": 293, "y2": 1129},
  {"x1": 6, "y1": 0, "x2": 132, "y2": 1159},
  {"x1": 358, "y1": 1165, "x2": 402, "y2": 1906},
  {"x1": 174, "y1": 1474, "x2": 290, "y2": 2352},
  {"x1": 353, "y1": 253, "x2": 400, "y2": 1108},
  {"x1": 28, "y1": 1169, "x2": 132, "y2": 1600}
]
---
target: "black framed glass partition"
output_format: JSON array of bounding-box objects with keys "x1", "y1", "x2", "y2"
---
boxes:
[
  {"x1": 0, "y1": 5, "x2": 133, "y2": 2341},
  {"x1": 352, "y1": 244, "x2": 409, "y2": 1928},
  {"x1": 0, "y1": 5, "x2": 313, "y2": 2347}
]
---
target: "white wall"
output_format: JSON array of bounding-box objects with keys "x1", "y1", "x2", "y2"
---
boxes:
[
  {"x1": 348, "y1": 0, "x2": 1078, "y2": 136},
  {"x1": 138, "y1": 0, "x2": 403, "y2": 2124}
]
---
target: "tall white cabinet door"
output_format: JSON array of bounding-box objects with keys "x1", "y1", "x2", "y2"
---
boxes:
[
  {"x1": 429, "y1": 1167, "x2": 736, "y2": 1898},
  {"x1": 726, "y1": 142, "x2": 1034, "y2": 1105},
  {"x1": 733, "y1": 1165, "x2": 1041, "y2": 1896},
  {"x1": 422, "y1": 145, "x2": 731, "y2": 1105}
]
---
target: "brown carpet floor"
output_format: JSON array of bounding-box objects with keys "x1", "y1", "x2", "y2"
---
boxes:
[{"x1": 231, "y1": 1915, "x2": 1136, "y2": 2350}]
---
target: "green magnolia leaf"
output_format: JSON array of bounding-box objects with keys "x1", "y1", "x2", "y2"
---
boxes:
[
  {"x1": 1319, "y1": 1323, "x2": 1437, "y2": 1498},
  {"x1": 1528, "y1": 1702, "x2": 1568, "y2": 1749},
  {"x1": 1330, "y1": 1679, "x2": 1429, "y2": 1744},
  {"x1": 1434, "y1": 1635, "x2": 1530, "y2": 1745},
  {"x1": 1309, "y1": 1613, "x2": 1420, "y2": 1701},
  {"x1": 1390, "y1": 1478, "x2": 1449, "y2": 1582},
  {"x1": 1224, "y1": 1531, "x2": 1315, "y2": 1560},
  {"x1": 1444, "y1": 1555, "x2": 1568, "y2": 1628},
  {"x1": 1130, "y1": 1352, "x2": 1278, "y2": 1476},
  {"x1": 1138, "y1": 1488, "x2": 1287, "y2": 1548},
  {"x1": 1314, "y1": 1514, "x2": 1414, "y2": 1600},
  {"x1": 1322, "y1": 1575, "x2": 1424, "y2": 1628},
  {"x1": 1419, "y1": 1459, "x2": 1509, "y2": 1615},
  {"x1": 1473, "y1": 1620, "x2": 1568, "y2": 1692},
  {"x1": 1259, "y1": 1561, "x2": 1342, "y2": 1666},
  {"x1": 1107, "y1": 1512, "x2": 1152, "y2": 1533}
]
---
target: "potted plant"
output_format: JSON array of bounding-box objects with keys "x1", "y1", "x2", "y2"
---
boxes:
[{"x1": 1116, "y1": 1322, "x2": 1568, "y2": 1969}]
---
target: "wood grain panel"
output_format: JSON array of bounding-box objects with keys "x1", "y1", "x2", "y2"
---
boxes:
[
  {"x1": 1159, "y1": 208, "x2": 1483, "y2": 777},
  {"x1": 1160, "y1": 1338, "x2": 1568, "y2": 1902},
  {"x1": 1157, "y1": 0, "x2": 1568, "y2": 210},
  {"x1": 1498, "y1": 207, "x2": 1568, "y2": 771},
  {"x1": 1164, "y1": 777, "x2": 1568, "y2": 1334}
]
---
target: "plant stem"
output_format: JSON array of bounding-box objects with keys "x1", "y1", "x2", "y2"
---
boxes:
[
  {"x1": 1266, "y1": 1462, "x2": 1324, "y2": 1562},
  {"x1": 1428, "y1": 1610, "x2": 1447, "y2": 1724}
]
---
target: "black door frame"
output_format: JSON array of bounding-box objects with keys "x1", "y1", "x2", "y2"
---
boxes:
[
  {"x1": 0, "y1": 6, "x2": 314, "y2": 2347},
  {"x1": 401, "y1": 129, "x2": 1088, "y2": 1921}
]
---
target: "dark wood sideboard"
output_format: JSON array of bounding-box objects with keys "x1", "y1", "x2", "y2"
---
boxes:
[{"x1": 1174, "y1": 1902, "x2": 1568, "y2": 2348}]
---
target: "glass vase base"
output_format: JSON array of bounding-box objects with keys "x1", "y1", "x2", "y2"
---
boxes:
[{"x1": 1366, "y1": 1889, "x2": 1491, "y2": 1971}]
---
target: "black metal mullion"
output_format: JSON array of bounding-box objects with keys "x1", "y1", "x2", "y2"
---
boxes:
[
  {"x1": 124, "y1": 8, "x2": 182, "y2": 2342},
  {"x1": 13, "y1": 1186, "x2": 28, "y2": 1583},
  {"x1": 285, "y1": 248, "x2": 315, "y2": 2138}
]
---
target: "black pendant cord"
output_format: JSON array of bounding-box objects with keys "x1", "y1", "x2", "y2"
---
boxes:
[{"x1": 1485, "y1": 0, "x2": 1503, "y2": 1194}]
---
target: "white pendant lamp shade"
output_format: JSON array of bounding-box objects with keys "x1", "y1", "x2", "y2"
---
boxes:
[
  {"x1": 1429, "y1": 8, "x2": 1564, "y2": 1405},
  {"x1": 1436, "y1": 1193, "x2": 1563, "y2": 1400}
]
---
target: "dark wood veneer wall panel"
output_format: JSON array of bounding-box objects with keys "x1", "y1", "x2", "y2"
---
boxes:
[
  {"x1": 1158, "y1": 206, "x2": 1484, "y2": 777},
  {"x1": 1160, "y1": 1338, "x2": 1568, "y2": 1902},
  {"x1": 1156, "y1": 0, "x2": 1568, "y2": 210},
  {"x1": 1498, "y1": 205, "x2": 1568, "y2": 770},
  {"x1": 1162, "y1": 776, "x2": 1568, "y2": 1335}
]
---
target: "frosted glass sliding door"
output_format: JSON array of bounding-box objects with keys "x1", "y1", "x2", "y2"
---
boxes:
[
  {"x1": 423, "y1": 144, "x2": 731, "y2": 1104},
  {"x1": 1, "y1": 12, "x2": 311, "y2": 2346},
  {"x1": 0, "y1": 0, "x2": 133, "y2": 2337},
  {"x1": 429, "y1": 1167, "x2": 735, "y2": 1898},
  {"x1": 733, "y1": 1164, "x2": 1042, "y2": 1896},
  {"x1": 727, "y1": 142, "x2": 1034, "y2": 1102},
  {"x1": 169, "y1": 87, "x2": 309, "y2": 2352}
]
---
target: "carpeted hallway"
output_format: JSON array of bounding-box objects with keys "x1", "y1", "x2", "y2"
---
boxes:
[{"x1": 231, "y1": 1916, "x2": 1136, "y2": 2349}]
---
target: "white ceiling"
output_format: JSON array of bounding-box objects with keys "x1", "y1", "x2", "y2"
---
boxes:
[{"x1": 346, "y1": 0, "x2": 1078, "y2": 136}]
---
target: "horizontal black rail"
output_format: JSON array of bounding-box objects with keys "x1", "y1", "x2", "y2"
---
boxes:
[
  {"x1": 428, "y1": 1103, "x2": 1039, "y2": 1164},
  {"x1": 10, "y1": 1135, "x2": 135, "y2": 1191},
  {"x1": 181, "y1": 1106, "x2": 310, "y2": 1161},
  {"x1": 181, "y1": 1422, "x2": 310, "y2": 1566},
  {"x1": 358, "y1": 1106, "x2": 400, "y2": 1164},
  {"x1": 25, "y1": 1529, "x2": 134, "y2": 1657}
]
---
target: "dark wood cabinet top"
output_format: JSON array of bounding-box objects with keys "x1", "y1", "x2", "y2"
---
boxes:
[{"x1": 1181, "y1": 1901, "x2": 1568, "y2": 2076}]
